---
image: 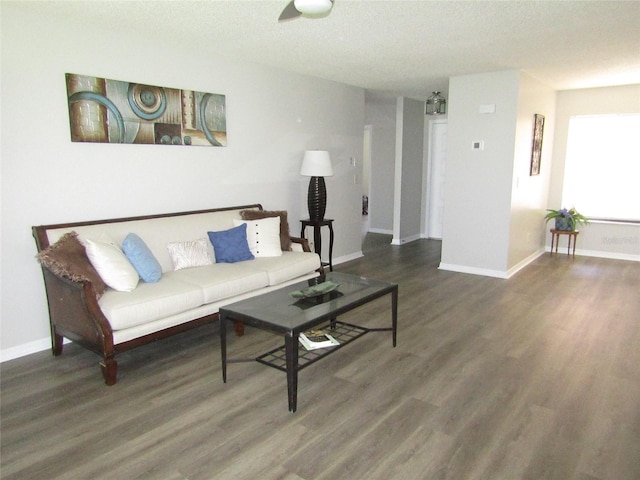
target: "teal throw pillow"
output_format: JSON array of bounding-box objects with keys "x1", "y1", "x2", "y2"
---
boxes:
[
  {"x1": 122, "y1": 233, "x2": 163, "y2": 283},
  {"x1": 207, "y1": 224, "x2": 255, "y2": 263}
]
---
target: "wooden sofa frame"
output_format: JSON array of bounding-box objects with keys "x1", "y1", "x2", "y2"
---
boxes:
[{"x1": 32, "y1": 204, "x2": 313, "y2": 385}]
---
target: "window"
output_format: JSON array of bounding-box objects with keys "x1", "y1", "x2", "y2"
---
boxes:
[{"x1": 563, "y1": 114, "x2": 640, "y2": 222}]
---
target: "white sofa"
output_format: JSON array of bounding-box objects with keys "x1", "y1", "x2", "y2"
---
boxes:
[{"x1": 33, "y1": 204, "x2": 321, "y2": 385}]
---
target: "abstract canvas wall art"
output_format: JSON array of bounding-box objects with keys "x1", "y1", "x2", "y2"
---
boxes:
[
  {"x1": 530, "y1": 113, "x2": 544, "y2": 175},
  {"x1": 66, "y1": 74, "x2": 227, "y2": 147}
]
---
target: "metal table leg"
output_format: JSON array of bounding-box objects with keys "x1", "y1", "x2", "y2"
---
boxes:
[{"x1": 285, "y1": 334, "x2": 299, "y2": 412}]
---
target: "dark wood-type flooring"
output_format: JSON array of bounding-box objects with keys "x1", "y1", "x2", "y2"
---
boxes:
[{"x1": 2, "y1": 235, "x2": 639, "y2": 479}]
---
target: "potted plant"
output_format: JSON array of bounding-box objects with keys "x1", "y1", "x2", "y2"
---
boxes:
[{"x1": 545, "y1": 207, "x2": 589, "y2": 231}]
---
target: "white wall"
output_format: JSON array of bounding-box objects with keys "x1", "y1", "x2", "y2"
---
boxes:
[
  {"x1": 441, "y1": 71, "x2": 521, "y2": 276},
  {"x1": 549, "y1": 85, "x2": 640, "y2": 260},
  {"x1": 364, "y1": 92, "x2": 396, "y2": 234},
  {"x1": 395, "y1": 97, "x2": 424, "y2": 243},
  {"x1": 507, "y1": 72, "x2": 556, "y2": 271},
  {"x1": 440, "y1": 73, "x2": 638, "y2": 276},
  {"x1": 0, "y1": 4, "x2": 365, "y2": 359},
  {"x1": 422, "y1": 118, "x2": 449, "y2": 238}
]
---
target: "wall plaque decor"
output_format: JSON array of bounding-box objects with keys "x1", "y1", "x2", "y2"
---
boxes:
[
  {"x1": 529, "y1": 113, "x2": 544, "y2": 175},
  {"x1": 65, "y1": 73, "x2": 226, "y2": 146}
]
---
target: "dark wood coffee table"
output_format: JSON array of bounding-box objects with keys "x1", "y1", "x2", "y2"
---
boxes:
[{"x1": 219, "y1": 272, "x2": 398, "y2": 412}]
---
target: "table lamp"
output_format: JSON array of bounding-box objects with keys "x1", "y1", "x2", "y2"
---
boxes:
[{"x1": 300, "y1": 150, "x2": 333, "y2": 221}]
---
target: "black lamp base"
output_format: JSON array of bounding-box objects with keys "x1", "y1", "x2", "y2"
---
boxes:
[{"x1": 307, "y1": 176, "x2": 326, "y2": 221}]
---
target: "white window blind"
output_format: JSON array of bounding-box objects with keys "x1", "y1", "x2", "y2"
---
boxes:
[{"x1": 563, "y1": 114, "x2": 640, "y2": 222}]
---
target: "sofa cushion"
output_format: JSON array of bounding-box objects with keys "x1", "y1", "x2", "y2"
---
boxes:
[
  {"x1": 167, "y1": 238, "x2": 212, "y2": 270},
  {"x1": 240, "y1": 209, "x2": 291, "y2": 251},
  {"x1": 233, "y1": 217, "x2": 282, "y2": 258},
  {"x1": 84, "y1": 237, "x2": 140, "y2": 292},
  {"x1": 170, "y1": 263, "x2": 269, "y2": 304},
  {"x1": 250, "y1": 251, "x2": 321, "y2": 286},
  {"x1": 122, "y1": 233, "x2": 162, "y2": 283},
  {"x1": 207, "y1": 224, "x2": 254, "y2": 263},
  {"x1": 36, "y1": 231, "x2": 107, "y2": 298},
  {"x1": 98, "y1": 276, "x2": 204, "y2": 330}
]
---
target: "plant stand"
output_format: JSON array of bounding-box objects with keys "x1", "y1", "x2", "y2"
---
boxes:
[{"x1": 550, "y1": 229, "x2": 580, "y2": 257}]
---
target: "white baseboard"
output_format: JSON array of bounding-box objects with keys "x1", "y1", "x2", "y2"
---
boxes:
[
  {"x1": 545, "y1": 246, "x2": 640, "y2": 262},
  {"x1": 506, "y1": 249, "x2": 546, "y2": 278},
  {"x1": 368, "y1": 228, "x2": 393, "y2": 235},
  {"x1": 0, "y1": 337, "x2": 67, "y2": 363},
  {"x1": 438, "y1": 263, "x2": 509, "y2": 279},
  {"x1": 391, "y1": 234, "x2": 421, "y2": 246},
  {"x1": 421, "y1": 233, "x2": 442, "y2": 240},
  {"x1": 441, "y1": 246, "x2": 638, "y2": 281},
  {"x1": 440, "y1": 249, "x2": 546, "y2": 279},
  {"x1": 333, "y1": 251, "x2": 364, "y2": 265}
]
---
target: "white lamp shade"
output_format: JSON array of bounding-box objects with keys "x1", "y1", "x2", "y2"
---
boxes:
[
  {"x1": 294, "y1": 0, "x2": 333, "y2": 16},
  {"x1": 300, "y1": 150, "x2": 333, "y2": 177}
]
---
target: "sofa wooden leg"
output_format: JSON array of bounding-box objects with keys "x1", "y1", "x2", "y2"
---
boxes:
[
  {"x1": 100, "y1": 358, "x2": 118, "y2": 386},
  {"x1": 233, "y1": 320, "x2": 245, "y2": 336},
  {"x1": 52, "y1": 332, "x2": 64, "y2": 356}
]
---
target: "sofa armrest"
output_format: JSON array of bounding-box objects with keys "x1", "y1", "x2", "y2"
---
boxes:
[
  {"x1": 290, "y1": 236, "x2": 311, "y2": 252},
  {"x1": 41, "y1": 269, "x2": 114, "y2": 354}
]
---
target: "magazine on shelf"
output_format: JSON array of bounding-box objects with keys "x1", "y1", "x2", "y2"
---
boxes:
[{"x1": 299, "y1": 329, "x2": 340, "y2": 350}]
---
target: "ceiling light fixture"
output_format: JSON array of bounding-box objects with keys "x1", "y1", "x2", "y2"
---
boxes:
[
  {"x1": 426, "y1": 91, "x2": 447, "y2": 115},
  {"x1": 294, "y1": 0, "x2": 333, "y2": 16}
]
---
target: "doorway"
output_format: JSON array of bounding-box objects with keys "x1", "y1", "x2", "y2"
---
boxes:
[
  {"x1": 425, "y1": 119, "x2": 447, "y2": 239},
  {"x1": 362, "y1": 125, "x2": 373, "y2": 244}
]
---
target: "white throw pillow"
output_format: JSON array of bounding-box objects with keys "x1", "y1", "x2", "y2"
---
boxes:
[
  {"x1": 166, "y1": 238, "x2": 212, "y2": 270},
  {"x1": 83, "y1": 237, "x2": 140, "y2": 292},
  {"x1": 233, "y1": 217, "x2": 282, "y2": 258}
]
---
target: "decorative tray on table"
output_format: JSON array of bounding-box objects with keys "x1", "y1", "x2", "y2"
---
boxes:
[{"x1": 289, "y1": 281, "x2": 340, "y2": 299}]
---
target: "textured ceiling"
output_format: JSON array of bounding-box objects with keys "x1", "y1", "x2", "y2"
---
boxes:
[{"x1": 25, "y1": 0, "x2": 640, "y2": 99}]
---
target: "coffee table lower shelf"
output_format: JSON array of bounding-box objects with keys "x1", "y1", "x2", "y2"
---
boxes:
[{"x1": 255, "y1": 321, "x2": 369, "y2": 372}]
